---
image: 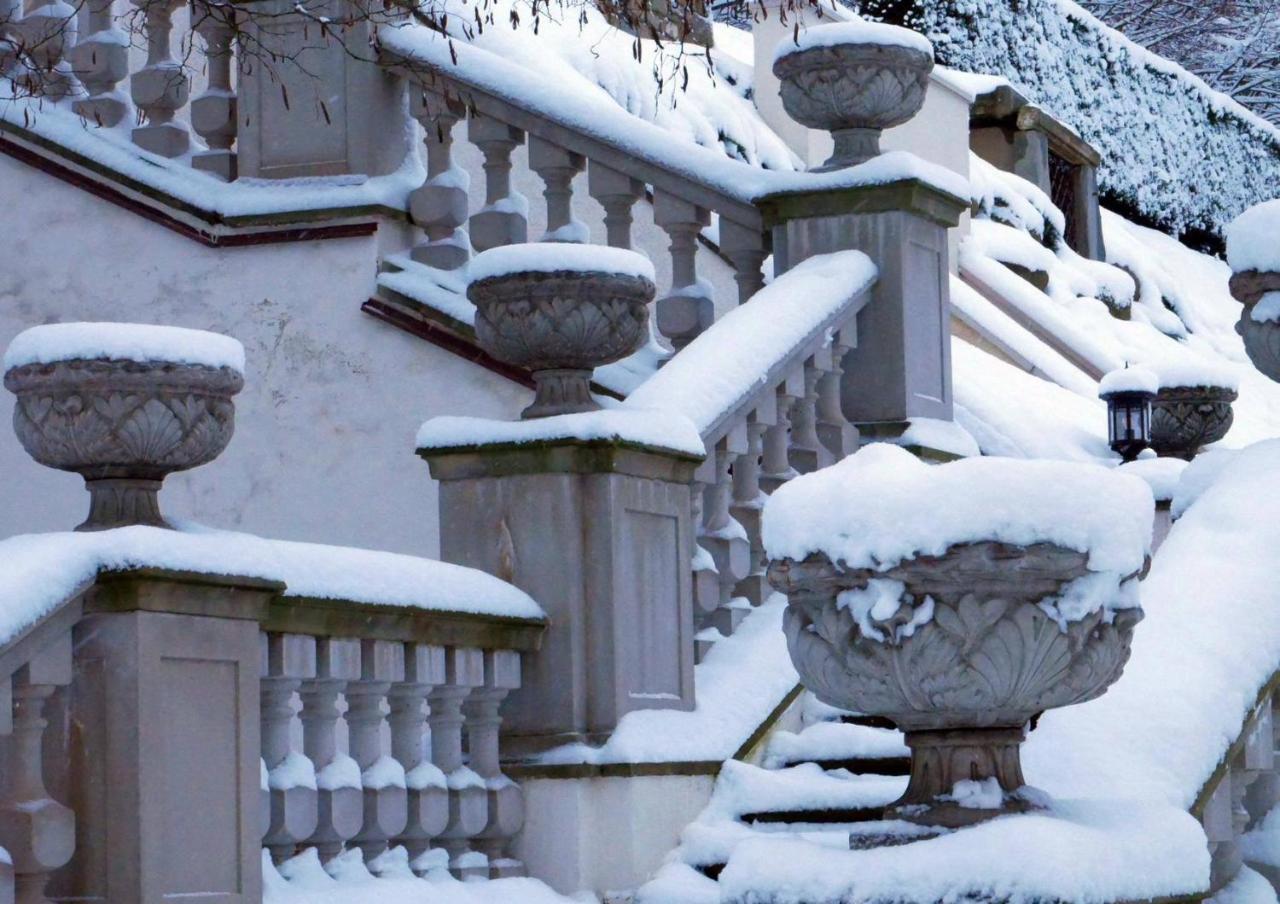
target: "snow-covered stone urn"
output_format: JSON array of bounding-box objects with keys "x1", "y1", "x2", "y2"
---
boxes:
[
  {"x1": 467, "y1": 243, "x2": 655, "y2": 419},
  {"x1": 764, "y1": 445, "x2": 1151, "y2": 829},
  {"x1": 772, "y1": 21, "x2": 933, "y2": 170},
  {"x1": 3, "y1": 323, "x2": 245, "y2": 531},
  {"x1": 1227, "y1": 201, "x2": 1280, "y2": 382},
  {"x1": 1142, "y1": 360, "x2": 1239, "y2": 460}
]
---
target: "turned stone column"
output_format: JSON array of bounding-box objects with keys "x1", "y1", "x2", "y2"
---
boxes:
[
  {"x1": 348, "y1": 640, "x2": 407, "y2": 863},
  {"x1": 465, "y1": 650, "x2": 524, "y2": 878},
  {"x1": 422, "y1": 439, "x2": 702, "y2": 754},
  {"x1": 130, "y1": 0, "x2": 189, "y2": 157},
  {"x1": 63, "y1": 570, "x2": 278, "y2": 903},
  {"x1": 261, "y1": 633, "x2": 318, "y2": 865},
  {"x1": 0, "y1": 639, "x2": 74, "y2": 904},
  {"x1": 529, "y1": 136, "x2": 587, "y2": 243},
  {"x1": 468, "y1": 115, "x2": 528, "y2": 252},
  {"x1": 654, "y1": 191, "x2": 713, "y2": 351},
  {"x1": 389, "y1": 644, "x2": 447, "y2": 873},
  {"x1": 760, "y1": 180, "x2": 967, "y2": 439},
  {"x1": 409, "y1": 92, "x2": 471, "y2": 270},
  {"x1": 69, "y1": 0, "x2": 129, "y2": 126},
  {"x1": 588, "y1": 162, "x2": 643, "y2": 250},
  {"x1": 300, "y1": 638, "x2": 362, "y2": 863},
  {"x1": 190, "y1": 7, "x2": 238, "y2": 181},
  {"x1": 429, "y1": 648, "x2": 487, "y2": 877}
]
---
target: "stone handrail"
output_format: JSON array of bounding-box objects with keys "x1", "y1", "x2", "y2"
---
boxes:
[
  {"x1": 0, "y1": 547, "x2": 546, "y2": 898},
  {"x1": 624, "y1": 252, "x2": 873, "y2": 652}
]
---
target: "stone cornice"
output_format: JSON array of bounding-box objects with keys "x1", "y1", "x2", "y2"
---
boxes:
[{"x1": 755, "y1": 177, "x2": 969, "y2": 229}]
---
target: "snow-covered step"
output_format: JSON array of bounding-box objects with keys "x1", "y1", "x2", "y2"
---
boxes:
[{"x1": 763, "y1": 721, "x2": 911, "y2": 776}]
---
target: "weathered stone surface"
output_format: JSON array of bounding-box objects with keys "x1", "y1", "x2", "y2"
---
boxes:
[
  {"x1": 769, "y1": 541, "x2": 1143, "y2": 827},
  {"x1": 468, "y1": 267, "x2": 653, "y2": 419},
  {"x1": 773, "y1": 41, "x2": 931, "y2": 170},
  {"x1": 1150, "y1": 385, "x2": 1237, "y2": 460},
  {"x1": 4, "y1": 358, "x2": 243, "y2": 530},
  {"x1": 1230, "y1": 270, "x2": 1280, "y2": 383}
]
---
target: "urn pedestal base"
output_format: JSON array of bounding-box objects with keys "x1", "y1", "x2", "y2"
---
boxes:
[{"x1": 886, "y1": 727, "x2": 1043, "y2": 829}]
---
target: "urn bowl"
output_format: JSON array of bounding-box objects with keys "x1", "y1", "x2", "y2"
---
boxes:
[{"x1": 1149, "y1": 385, "x2": 1237, "y2": 460}]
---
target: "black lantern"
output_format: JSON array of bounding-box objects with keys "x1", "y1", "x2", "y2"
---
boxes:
[{"x1": 1099, "y1": 367, "x2": 1157, "y2": 463}]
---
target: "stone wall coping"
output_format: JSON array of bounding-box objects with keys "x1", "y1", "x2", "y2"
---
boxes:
[
  {"x1": 970, "y1": 84, "x2": 1102, "y2": 166},
  {"x1": 755, "y1": 177, "x2": 969, "y2": 229},
  {"x1": 420, "y1": 435, "x2": 705, "y2": 482}
]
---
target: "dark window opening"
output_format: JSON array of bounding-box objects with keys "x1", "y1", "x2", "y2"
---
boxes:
[{"x1": 1049, "y1": 151, "x2": 1080, "y2": 252}]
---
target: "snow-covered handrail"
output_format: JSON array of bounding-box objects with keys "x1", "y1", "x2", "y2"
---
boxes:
[{"x1": 621, "y1": 251, "x2": 874, "y2": 651}]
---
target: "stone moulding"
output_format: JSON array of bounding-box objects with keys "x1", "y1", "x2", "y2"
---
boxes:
[
  {"x1": 1229, "y1": 269, "x2": 1280, "y2": 383},
  {"x1": 1149, "y1": 385, "x2": 1237, "y2": 460},
  {"x1": 4, "y1": 357, "x2": 243, "y2": 531},
  {"x1": 768, "y1": 541, "x2": 1143, "y2": 828},
  {"x1": 773, "y1": 40, "x2": 932, "y2": 170},
  {"x1": 467, "y1": 268, "x2": 654, "y2": 419}
]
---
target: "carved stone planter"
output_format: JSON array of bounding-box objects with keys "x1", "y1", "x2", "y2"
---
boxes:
[
  {"x1": 4, "y1": 340, "x2": 243, "y2": 531},
  {"x1": 1230, "y1": 270, "x2": 1280, "y2": 383},
  {"x1": 468, "y1": 244, "x2": 655, "y2": 419},
  {"x1": 768, "y1": 541, "x2": 1143, "y2": 828},
  {"x1": 1149, "y1": 385, "x2": 1237, "y2": 460},
  {"x1": 773, "y1": 22, "x2": 933, "y2": 170}
]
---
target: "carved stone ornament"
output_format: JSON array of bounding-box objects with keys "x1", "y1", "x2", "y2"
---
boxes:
[
  {"x1": 468, "y1": 265, "x2": 654, "y2": 419},
  {"x1": 768, "y1": 541, "x2": 1144, "y2": 828},
  {"x1": 1149, "y1": 385, "x2": 1237, "y2": 460},
  {"x1": 773, "y1": 39, "x2": 932, "y2": 170},
  {"x1": 4, "y1": 358, "x2": 243, "y2": 530},
  {"x1": 1230, "y1": 270, "x2": 1280, "y2": 384}
]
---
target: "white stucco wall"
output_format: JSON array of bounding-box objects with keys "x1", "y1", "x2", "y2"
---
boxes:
[{"x1": 0, "y1": 140, "x2": 741, "y2": 555}]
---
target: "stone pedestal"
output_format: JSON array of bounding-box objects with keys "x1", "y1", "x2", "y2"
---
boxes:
[
  {"x1": 760, "y1": 180, "x2": 967, "y2": 435},
  {"x1": 421, "y1": 438, "x2": 702, "y2": 756},
  {"x1": 51, "y1": 569, "x2": 281, "y2": 903}
]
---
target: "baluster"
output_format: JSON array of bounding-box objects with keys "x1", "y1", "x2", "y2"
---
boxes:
[
  {"x1": 689, "y1": 468, "x2": 720, "y2": 662},
  {"x1": 731, "y1": 407, "x2": 772, "y2": 606},
  {"x1": 348, "y1": 640, "x2": 407, "y2": 865},
  {"x1": 465, "y1": 650, "x2": 524, "y2": 878},
  {"x1": 190, "y1": 4, "x2": 236, "y2": 180},
  {"x1": 654, "y1": 191, "x2": 713, "y2": 351},
  {"x1": 261, "y1": 633, "x2": 318, "y2": 865},
  {"x1": 468, "y1": 114, "x2": 527, "y2": 253},
  {"x1": 1247, "y1": 696, "x2": 1280, "y2": 827},
  {"x1": 69, "y1": 0, "x2": 127, "y2": 125},
  {"x1": 299, "y1": 638, "x2": 362, "y2": 864},
  {"x1": 409, "y1": 92, "x2": 471, "y2": 270},
  {"x1": 528, "y1": 135, "x2": 587, "y2": 243},
  {"x1": 1204, "y1": 776, "x2": 1237, "y2": 891},
  {"x1": 587, "y1": 161, "x2": 642, "y2": 249},
  {"x1": 720, "y1": 218, "x2": 768, "y2": 304},
  {"x1": 787, "y1": 358, "x2": 828, "y2": 474},
  {"x1": 428, "y1": 648, "x2": 487, "y2": 878},
  {"x1": 760, "y1": 379, "x2": 802, "y2": 494},
  {"x1": 817, "y1": 328, "x2": 859, "y2": 461},
  {"x1": 130, "y1": 0, "x2": 189, "y2": 157},
  {"x1": 0, "y1": 638, "x2": 74, "y2": 904},
  {"x1": 390, "y1": 644, "x2": 447, "y2": 875},
  {"x1": 11, "y1": 0, "x2": 80, "y2": 98},
  {"x1": 701, "y1": 432, "x2": 751, "y2": 637}
]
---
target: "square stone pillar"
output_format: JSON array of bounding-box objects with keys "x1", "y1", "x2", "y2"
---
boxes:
[
  {"x1": 235, "y1": 0, "x2": 408, "y2": 179},
  {"x1": 420, "y1": 438, "x2": 703, "y2": 757},
  {"x1": 760, "y1": 179, "x2": 967, "y2": 437},
  {"x1": 51, "y1": 569, "x2": 282, "y2": 904}
]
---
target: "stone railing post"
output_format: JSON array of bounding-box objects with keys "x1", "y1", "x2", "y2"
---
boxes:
[
  {"x1": 587, "y1": 161, "x2": 643, "y2": 250},
  {"x1": 429, "y1": 648, "x2": 487, "y2": 877},
  {"x1": 69, "y1": 0, "x2": 128, "y2": 126},
  {"x1": 261, "y1": 633, "x2": 318, "y2": 865},
  {"x1": 190, "y1": 4, "x2": 238, "y2": 181},
  {"x1": 654, "y1": 191, "x2": 713, "y2": 351},
  {"x1": 468, "y1": 115, "x2": 528, "y2": 252},
  {"x1": 0, "y1": 638, "x2": 74, "y2": 904},
  {"x1": 409, "y1": 92, "x2": 471, "y2": 271},
  {"x1": 529, "y1": 135, "x2": 587, "y2": 243},
  {"x1": 130, "y1": 0, "x2": 190, "y2": 157},
  {"x1": 389, "y1": 644, "x2": 447, "y2": 873},
  {"x1": 465, "y1": 650, "x2": 524, "y2": 878},
  {"x1": 300, "y1": 638, "x2": 362, "y2": 863}
]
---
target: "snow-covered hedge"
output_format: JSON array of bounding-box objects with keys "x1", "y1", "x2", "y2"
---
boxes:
[{"x1": 860, "y1": 0, "x2": 1280, "y2": 246}]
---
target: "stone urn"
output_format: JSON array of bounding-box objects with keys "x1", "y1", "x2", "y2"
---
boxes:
[
  {"x1": 467, "y1": 243, "x2": 655, "y2": 419},
  {"x1": 4, "y1": 323, "x2": 244, "y2": 531},
  {"x1": 1229, "y1": 270, "x2": 1280, "y2": 383},
  {"x1": 772, "y1": 21, "x2": 933, "y2": 170},
  {"x1": 1149, "y1": 385, "x2": 1237, "y2": 460},
  {"x1": 768, "y1": 543, "x2": 1143, "y2": 828}
]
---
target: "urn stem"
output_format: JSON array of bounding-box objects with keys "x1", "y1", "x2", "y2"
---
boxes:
[
  {"x1": 524, "y1": 368, "x2": 598, "y2": 419},
  {"x1": 80, "y1": 477, "x2": 168, "y2": 532},
  {"x1": 825, "y1": 127, "x2": 883, "y2": 171}
]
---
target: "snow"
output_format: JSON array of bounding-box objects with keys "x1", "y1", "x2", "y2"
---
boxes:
[
  {"x1": 316, "y1": 755, "x2": 362, "y2": 791},
  {"x1": 772, "y1": 21, "x2": 935, "y2": 63},
  {"x1": 1022, "y1": 440, "x2": 1280, "y2": 815},
  {"x1": 1099, "y1": 365, "x2": 1159, "y2": 397},
  {"x1": 763, "y1": 721, "x2": 908, "y2": 769},
  {"x1": 269, "y1": 751, "x2": 318, "y2": 792},
  {"x1": 895, "y1": 417, "x2": 980, "y2": 458},
  {"x1": 1243, "y1": 808, "x2": 1280, "y2": 870},
  {"x1": 1209, "y1": 866, "x2": 1279, "y2": 904},
  {"x1": 467, "y1": 243, "x2": 656, "y2": 284},
  {"x1": 265, "y1": 862, "x2": 577, "y2": 904},
  {"x1": 763, "y1": 443, "x2": 1152, "y2": 577},
  {"x1": 1147, "y1": 353, "x2": 1241, "y2": 391},
  {"x1": 944, "y1": 777, "x2": 1005, "y2": 809},
  {"x1": 625, "y1": 251, "x2": 876, "y2": 438},
  {"x1": 1118, "y1": 458, "x2": 1187, "y2": 503},
  {"x1": 362, "y1": 756, "x2": 408, "y2": 791},
  {"x1": 0, "y1": 523, "x2": 544, "y2": 647},
  {"x1": 4, "y1": 322, "x2": 246, "y2": 374},
  {"x1": 532, "y1": 595, "x2": 798, "y2": 766},
  {"x1": 1252, "y1": 293, "x2": 1280, "y2": 324},
  {"x1": 415, "y1": 408, "x2": 705, "y2": 459},
  {"x1": 1227, "y1": 200, "x2": 1280, "y2": 274}
]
